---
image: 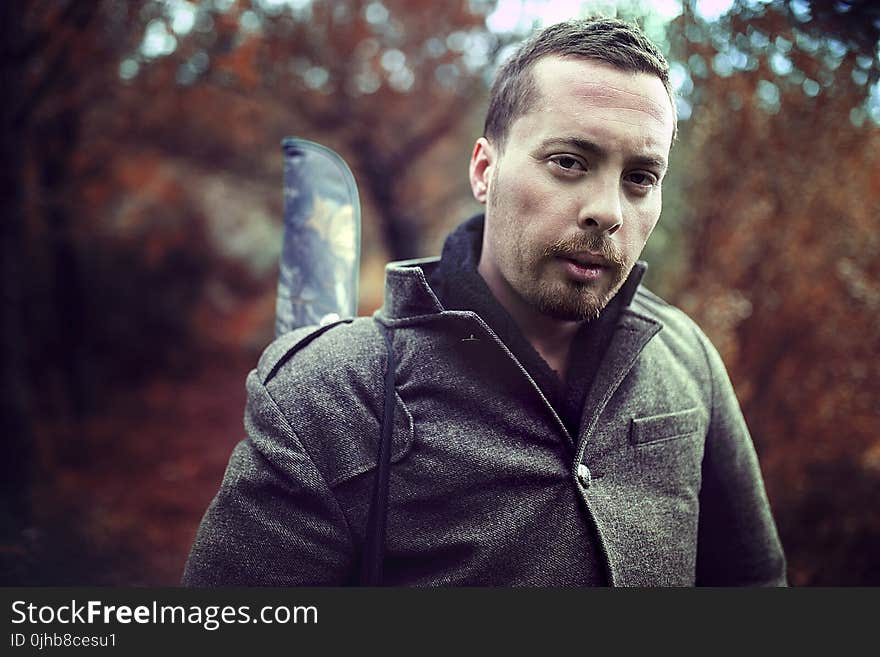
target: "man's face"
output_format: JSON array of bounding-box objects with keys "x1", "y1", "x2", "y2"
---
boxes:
[{"x1": 472, "y1": 56, "x2": 675, "y2": 322}]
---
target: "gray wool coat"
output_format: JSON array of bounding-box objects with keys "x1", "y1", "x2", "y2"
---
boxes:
[{"x1": 183, "y1": 259, "x2": 787, "y2": 587}]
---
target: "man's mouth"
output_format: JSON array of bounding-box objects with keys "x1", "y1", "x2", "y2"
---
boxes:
[
  {"x1": 554, "y1": 251, "x2": 615, "y2": 283},
  {"x1": 561, "y1": 251, "x2": 611, "y2": 268}
]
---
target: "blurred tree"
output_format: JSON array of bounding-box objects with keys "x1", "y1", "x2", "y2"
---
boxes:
[
  {"x1": 123, "y1": 0, "x2": 506, "y2": 260},
  {"x1": 3, "y1": 0, "x2": 513, "y2": 434},
  {"x1": 0, "y1": 0, "x2": 31, "y2": 585},
  {"x1": 1, "y1": 0, "x2": 147, "y2": 581},
  {"x1": 666, "y1": 0, "x2": 880, "y2": 584}
]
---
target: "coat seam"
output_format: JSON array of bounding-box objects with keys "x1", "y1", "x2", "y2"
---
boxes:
[
  {"x1": 260, "y1": 380, "x2": 357, "y2": 554},
  {"x1": 690, "y1": 324, "x2": 717, "y2": 432}
]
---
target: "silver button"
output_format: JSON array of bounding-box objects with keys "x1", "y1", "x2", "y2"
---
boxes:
[{"x1": 577, "y1": 464, "x2": 592, "y2": 488}]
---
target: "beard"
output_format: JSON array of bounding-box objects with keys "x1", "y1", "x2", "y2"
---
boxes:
[
  {"x1": 485, "y1": 169, "x2": 633, "y2": 323},
  {"x1": 530, "y1": 233, "x2": 629, "y2": 322}
]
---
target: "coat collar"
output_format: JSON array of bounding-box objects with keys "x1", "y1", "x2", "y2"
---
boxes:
[
  {"x1": 377, "y1": 256, "x2": 648, "y2": 323},
  {"x1": 378, "y1": 256, "x2": 445, "y2": 321}
]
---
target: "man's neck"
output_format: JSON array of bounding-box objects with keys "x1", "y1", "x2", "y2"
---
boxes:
[
  {"x1": 478, "y1": 260, "x2": 581, "y2": 381},
  {"x1": 517, "y1": 312, "x2": 581, "y2": 382}
]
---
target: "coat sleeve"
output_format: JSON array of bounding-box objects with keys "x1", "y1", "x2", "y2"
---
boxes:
[
  {"x1": 181, "y1": 369, "x2": 356, "y2": 586},
  {"x1": 694, "y1": 332, "x2": 788, "y2": 586}
]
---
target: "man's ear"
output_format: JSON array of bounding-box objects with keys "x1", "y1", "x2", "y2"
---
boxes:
[{"x1": 469, "y1": 137, "x2": 495, "y2": 204}]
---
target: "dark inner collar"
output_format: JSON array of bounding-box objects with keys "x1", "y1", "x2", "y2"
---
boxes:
[{"x1": 427, "y1": 214, "x2": 638, "y2": 436}]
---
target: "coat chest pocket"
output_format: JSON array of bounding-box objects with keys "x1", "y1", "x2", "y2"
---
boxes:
[{"x1": 629, "y1": 407, "x2": 703, "y2": 446}]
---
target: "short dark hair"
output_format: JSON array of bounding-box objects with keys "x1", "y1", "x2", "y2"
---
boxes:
[{"x1": 484, "y1": 17, "x2": 677, "y2": 147}]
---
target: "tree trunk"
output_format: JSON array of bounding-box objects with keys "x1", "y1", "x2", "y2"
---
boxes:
[
  {"x1": 0, "y1": 0, "x2": 34, "y2": 585},
  {"x1": 354, "y1": 148, "x2": 422, "y2": 261}
]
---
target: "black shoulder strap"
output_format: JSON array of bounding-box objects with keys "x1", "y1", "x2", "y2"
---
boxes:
[{"x1": 359, "y1": 325, "x2": 396, "y2": 586}]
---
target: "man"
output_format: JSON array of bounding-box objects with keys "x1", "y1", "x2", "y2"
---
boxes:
[{"x1": 183, "y1": 17, "x2": 786, "y2": 586}]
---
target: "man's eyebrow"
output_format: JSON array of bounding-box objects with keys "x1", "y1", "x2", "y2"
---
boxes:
[{"x1": 538, "y1": 136, "x2": 668, "y2": 172}]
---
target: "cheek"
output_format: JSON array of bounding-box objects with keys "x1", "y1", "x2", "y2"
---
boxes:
[
  {"x1": 500, "y1": 175, "x2": 545, "y2": 219},
  {"x1": 637, "y1": 216, "x2": 659, "y2": 244},
  {"x1": 493, "y1": 167, "x2": 595, "y2": 245},
  {"x1": 623, "y1": 202, "x2": 661, "y2": 246},
  {"x1": 496, "y1": 160, "x2": 572, "y2": 212}
]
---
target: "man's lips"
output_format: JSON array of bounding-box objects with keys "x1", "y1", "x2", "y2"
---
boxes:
[
  {"x1": 558, "y1": 252, "x2": 612, "y2": 268},
  {"x1": 557, "y1": 254, "x2": 610, "y2": 282}
]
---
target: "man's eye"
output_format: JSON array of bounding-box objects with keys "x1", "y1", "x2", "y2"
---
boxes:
[
  {"x1": 549, "y1": 155, "x2": 586, "y2": 173},
  {"x1": 625, "y1": 171, "x2": 658, "y2": 187}
]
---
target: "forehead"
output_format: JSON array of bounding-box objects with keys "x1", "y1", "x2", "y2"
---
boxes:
[{"x1": 512, "y1": 56, "x2": 675, "y2": 153}]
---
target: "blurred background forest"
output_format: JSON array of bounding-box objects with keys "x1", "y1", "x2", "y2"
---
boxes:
[{"x1": 2, "y1": 0, "x2": 878, "y2": 586}]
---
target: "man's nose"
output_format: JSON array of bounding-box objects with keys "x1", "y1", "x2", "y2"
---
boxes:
[{"x1": 577, "y1": 176, "x2": 623, "y2": 235}]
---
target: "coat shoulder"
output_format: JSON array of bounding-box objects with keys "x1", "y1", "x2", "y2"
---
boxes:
[
  {"x1": 632, "y1": 285, "x2": 719, "y2": 344},
  {"x1": 629, "y1": 284, "x2": 718, "y2": 371},
  {"x1": 632, "y1": 286, "x2": 698, "y2": 332},
  {"x1": 256, "y1": 317, "x2": 386, "y2": 388},
  {"x1": 249, "y1": 317, "x2": 404, "y2": 490},
  {"x1": 252, "y1": 317, "x2": 389, "y2": 441}
]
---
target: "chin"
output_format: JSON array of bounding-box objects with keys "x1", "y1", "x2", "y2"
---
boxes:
[{"x1": 534, "y1": 285, "x2": 608, "y2": 322}]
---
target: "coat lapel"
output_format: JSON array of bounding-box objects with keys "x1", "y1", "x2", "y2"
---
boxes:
[{"x1": 574, "y1": 308, "x2": 662, "y2": 463}]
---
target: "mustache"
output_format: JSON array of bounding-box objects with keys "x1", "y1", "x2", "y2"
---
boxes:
[{"x1": 542, "y1": 234, "x2": 626, "y2": 267}]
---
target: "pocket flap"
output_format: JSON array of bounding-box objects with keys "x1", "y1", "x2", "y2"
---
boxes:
[
  {"x1": 629, "y1": 407, "x2": 703, "y2": 445},
  {"x1": 327, "y1": 390, "x2": 413, "y2": 487}
]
